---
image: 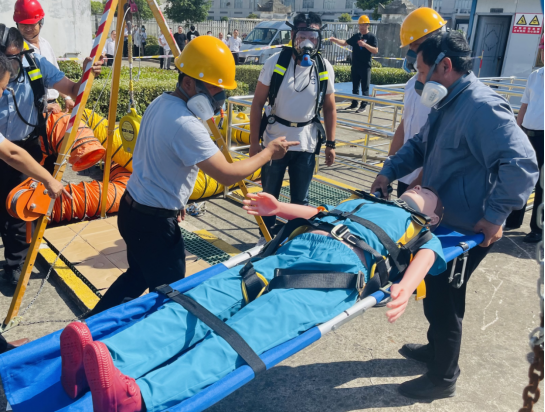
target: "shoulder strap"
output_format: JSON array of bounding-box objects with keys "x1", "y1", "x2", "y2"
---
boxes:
[
  {"x1": 314, "y1": 53, "x2": 329, "y2": 114},
  {"x1": 23, "y1": 52, "x2": 48, "y2": 130},
  {"x1": 268, "y1": 47, "x2": 293, "y2": 107},
  {"x1": 156, "y1": 285, "x2": 266, "y2": 375}
]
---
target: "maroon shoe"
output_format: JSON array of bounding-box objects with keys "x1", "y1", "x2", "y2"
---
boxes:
[
  {"x1": 60, "y1": 322, "x2": 93, "y2": 399},
  {"x1": 84, "y1": 341, "x2": 143, "y2": 412}
]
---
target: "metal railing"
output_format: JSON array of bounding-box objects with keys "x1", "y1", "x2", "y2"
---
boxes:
[{"x1": 222, "y1": 93, "x2": 394, "y2": 203}]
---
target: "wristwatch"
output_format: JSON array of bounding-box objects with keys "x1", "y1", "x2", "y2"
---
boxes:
[{"x1": 325, "y1": 140, "x2": 336, "y2": 149}]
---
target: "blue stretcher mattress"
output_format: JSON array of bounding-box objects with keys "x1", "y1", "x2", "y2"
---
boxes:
[{"x1": 0, "y1": 227, "x2": 483, "y2": 412}]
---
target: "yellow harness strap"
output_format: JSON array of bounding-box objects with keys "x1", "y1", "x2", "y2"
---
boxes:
[{"x1": 395, "y1": 220, "x2": 426, "y2": 300}]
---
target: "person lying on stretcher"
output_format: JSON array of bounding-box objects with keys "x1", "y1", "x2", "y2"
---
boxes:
[{"x1": 58, "y1": 186, "x2": 447, "y2": 412}]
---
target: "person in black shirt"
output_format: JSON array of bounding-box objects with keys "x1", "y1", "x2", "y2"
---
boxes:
[
  {"x1": 187, "y1": 25, "x2": 200, "y2": 42},
  {"x1": 331, "y1": 15, "x2": 378, "y2": 113},
  {"x1": 174, "y1": 26, "x2": 186, "y2": 51}
]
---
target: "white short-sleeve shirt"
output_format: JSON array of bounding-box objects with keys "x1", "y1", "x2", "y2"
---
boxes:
[
  {"x1": 258, "y1": 52, "x2": 335, "y2": 152},
  {"x1": 33, "y1": 37, "x2": 60, "y2": 101},
  {"x1": 227, "y1": 36, "x2": 242, "y2": 52},
  {"x1": 398, "y1": 75, "x2": 430, "y2": 185},
  {"x1": 126, "y1": 94, "x2": 219, "y2": 209},
  {"x1": 521, "y1": 67, "x2": 544, "y2": 131}
]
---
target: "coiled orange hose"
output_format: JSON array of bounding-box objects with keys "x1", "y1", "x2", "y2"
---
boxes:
[
  {"x1": 40, "y1": 112, "x2": 106, "y2": 171},
  {"x1": 51, "y1": 165, "x2": 130, "y2": 223}
]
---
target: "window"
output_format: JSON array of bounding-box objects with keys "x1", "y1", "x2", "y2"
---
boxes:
[
  {"x1": 234, "y1": 0, "x2": 243, "y2": 8},
  {"x1": 345, "y1": 0, "x2": 353, "y2": 8},
  {"x1": 283, "y1": 0, "x2": 294, "y2": 9},
  {"x1": 234, "y1": 11, "x2": 243, "y2": 13},
  {"x1": 324, "y1": 0, "x2": 335, "y2": 9},
  {"x1": 244, "y1": 28, "x2": 278, "y2": 44},
  {"x1": 220, "y1": 0, "x2": 229, "y2": 7},
  {"x1": 302, "y1": 0, "x2": 314, "y2": 8}
]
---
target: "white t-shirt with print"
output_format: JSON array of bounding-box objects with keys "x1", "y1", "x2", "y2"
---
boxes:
[{"x1": 258, "y1": 52, "x2": 335, "y2": 152}]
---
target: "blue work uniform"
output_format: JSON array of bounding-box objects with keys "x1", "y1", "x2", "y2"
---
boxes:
[
  {"x1": 0, "y1": 52, "x2": 65, "y2": 142},
  {"x1": 379, "y1": 72, "x2": 539, "y2": 387},
  {"x1": 101, "y1": 199, "x2": 446, "y2": 412},
  {"x1": 0, "y1": 53, "x2": 64, "y2": 274}
]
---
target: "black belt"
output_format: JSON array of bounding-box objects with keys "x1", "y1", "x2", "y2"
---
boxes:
[
  {"x1": 12, "y1": 130, "x2": 41, "y2": 149},
  {"x1": 47, "y1": 99, "x2": 57, "y2": 104},
  {"x1": 271, "y1": 115, "x2": 314, "y2": 128},
  {"x1": 123, "y1": 192, "x2": 180, "y2": 218},
  {"x1": 523, "y1": 127, "x2": 544, "y2": 137}
]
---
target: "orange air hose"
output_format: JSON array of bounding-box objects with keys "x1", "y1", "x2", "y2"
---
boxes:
[
  {"x1": 40, "y1": 112, "x2": 106, "y2": 171},
  {"x1": 51, "y1": 164, "x2": 130, "y2": 223}
]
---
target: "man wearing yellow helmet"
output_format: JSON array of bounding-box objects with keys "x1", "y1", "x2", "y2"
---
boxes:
[
  {"x1": 330, "y1": 15, "x2": 378, "y2": 113},
  {"x1": 388, "y1": 7, "x2": 446, "y2": 197},
  {"x1": 89, "y1": 36, "x2": 298, "y2": 315}
]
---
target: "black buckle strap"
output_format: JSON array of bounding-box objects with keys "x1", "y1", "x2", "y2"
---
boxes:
[
  {"x1": 240, "y1": 262, "x2": 268, "y2": 303},
  {"x1": 267, "y1": 269, "x2": 365, "y2": 295},
  {"x1": 272, "y1": 115, "x2": 314, "y2": 128},
  {"x1": 156, "y1": 284, "x2": 267, "y2": 375}
]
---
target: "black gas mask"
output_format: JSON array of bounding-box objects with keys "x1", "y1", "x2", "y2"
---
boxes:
[{"x1": 287, "y1": 17, "x2": 326, "y2": 67}]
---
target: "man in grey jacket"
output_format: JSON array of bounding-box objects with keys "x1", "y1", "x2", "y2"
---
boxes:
[{"x1": 371, "y1": 31, "x2": 539, "y2": 400}]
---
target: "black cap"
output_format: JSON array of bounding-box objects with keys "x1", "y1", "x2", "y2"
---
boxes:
[{"x1": 191, "y1": 25, "x2": 195, "y2": 30}]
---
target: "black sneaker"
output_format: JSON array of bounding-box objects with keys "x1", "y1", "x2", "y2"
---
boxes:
[
  {"x1": 523, "y1": 231, "x2": 542, "y2": 243},
  {"x1": 345, "y1": 102, "x2": 358, "y2": 110},
  {"x1": 355, "y1": 102, "x2": 367, "y2": 114},
  {"x1": 10, "y1": 266, "x2": 23, "y2": 285},
  {"x1": 398, "y1": 375, "x2": 456, "y2": 400},
  {"x1": 399, "y1": 343, "x2": 433, "y2": 364}
]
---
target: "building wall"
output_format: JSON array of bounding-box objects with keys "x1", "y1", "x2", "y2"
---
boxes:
[
  {"x1": 470, "y1": 0, "x2": 542, "y2": 77},
  {"x1": 0, "y1": 0, "x2": 92, "y2": 59}
]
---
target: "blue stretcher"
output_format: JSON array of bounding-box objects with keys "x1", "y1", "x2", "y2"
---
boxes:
[{"x1": 0, "y1": 227, "x2": 483, "y2": 412}]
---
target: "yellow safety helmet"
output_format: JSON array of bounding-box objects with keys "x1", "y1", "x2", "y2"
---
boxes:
[
  {"x1": 400, "y1": 7, "x2": 446, "y2": 48},
  {"x1": 358, "y1": 15, "x2": 370, "y2": 24},
  {"x1": 174, "y1": 36, "x2": 237, "y2": 90}
]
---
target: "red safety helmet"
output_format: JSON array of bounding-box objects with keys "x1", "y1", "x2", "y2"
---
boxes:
[{"x1": 13, "y1": 0, "x2": 45, "y2": 25}]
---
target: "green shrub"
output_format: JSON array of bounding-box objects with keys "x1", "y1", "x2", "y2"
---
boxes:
[
  {"x1": 59, "y1": 60, "x2": 82, "y2": 81},
  {"x1": 371, "y1": 59, "x2": 382, "y2": 68},
  {"x1": 85, "y1": 77, "x2": 249, "y2": 121},
  {"x1": 338, "y1": 13, "x2": 352, "y2": 22},
  {"x1": 333, "y1": 65, "x2": 412, "y2": 85},
  {"x1": 146, "y1": 35, "x2": 158, "y2": 46},
  {"x1": 235, "y1": 65, "x2": 262, "y2": 92},
  {"x1": 145, "y1": 44, "x2": 161, "y2": 56}
]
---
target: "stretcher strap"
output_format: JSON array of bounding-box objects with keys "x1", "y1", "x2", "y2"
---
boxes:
[
  {"x1": 328, "y1": 210, "x2": 407, "y2": 272},
  {"x1": 155, "y1": 285, "x2": 267, "y2": 375},
  {"x1": 267, "y1": 269, "x2": 364, "y2": 292}
]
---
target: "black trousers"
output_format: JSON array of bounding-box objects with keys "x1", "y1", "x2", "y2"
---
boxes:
[
  {"x1": 123, "y1": 39, "x2": 128, "y2": 57},
  {"x1": 89, "y1": 193, "x2": 187, "y2": 315},
  {"x1": 232, "y1": 52, "x2": 239, "y2": 65},
  {"x1": 0, "y1": 138, "x2": 42, "y2": 272},
  {"x1": 505, "y1": 129, "x2": 543, "y2": 232},
  {"x1": 423, "y1": 243, "x2": 494, "y2": 385},
  {"x1": 351, "y1": 67, "x2": 371, "y2": 106},
  {"x1": 158, "y1": 46, "x2": 164, "y2": 69},
  {"x1": 105, "y1": 54, "x2": 114, "y2": 67}
]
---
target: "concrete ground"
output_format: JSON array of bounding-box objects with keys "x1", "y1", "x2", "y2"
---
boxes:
[{"x1": 0, "y1": 104, "x2": 542, "y2": 411}]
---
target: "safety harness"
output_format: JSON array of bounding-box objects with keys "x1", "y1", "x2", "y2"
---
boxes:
[
  {"x1": 240, "y1": 190, "x2": 434, "y2": 304},
  {"x1": 23, "y1": 49, "x2": 49, "y2": 152},
  {"x1": 258, "y1": 46, "x2": 329, "y2": 154}
]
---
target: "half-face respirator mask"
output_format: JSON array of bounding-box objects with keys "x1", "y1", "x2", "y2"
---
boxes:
[
  {"x1": 178, "y1": 78, "x2": 226, "y2": 120},
  {"x1": 414, "y1": 31, "x2": 471, "y2": 108},
  {"x1": 287, "y1": 18, "x2": 325, "y2": 67}
]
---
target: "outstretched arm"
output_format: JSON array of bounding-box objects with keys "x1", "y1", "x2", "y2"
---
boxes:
[
  {"x1": 385, "y1": 248, "x2": 436, "y2": 323},
  {"x1": 243, "y1": 192, "x2": 318, "y2": 220}
]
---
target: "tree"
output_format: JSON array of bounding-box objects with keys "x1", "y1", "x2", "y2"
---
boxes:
[
  {"x1": 355, "y1": 0, "x2": 392, "y2": 19},
  {"x1": 247, "y1": 13, "x2": 259, "y2": 19},
  {"x1": 91, "y1": 1, "x2": 103, "y2": 15},
  {"x1": 163, "y1": 0, "x2": 210, "y2": 23},
  {"x1": 338, "y1": 13, "x2": 351, "y2": 22},
  {"x1": 98, "y1": 0, "x2": 158, "y2": 19},
  {"x1": 221, "y1": 16, "x2": 229, "y2": 21}
]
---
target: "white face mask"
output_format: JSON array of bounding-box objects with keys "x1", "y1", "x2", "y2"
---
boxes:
[
  {"x1": 185, "y1": 93, "x2": 215, "y2": 120},
  {"x1": 420, "y1": 81, "x2": 448, "y2": 108}
]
